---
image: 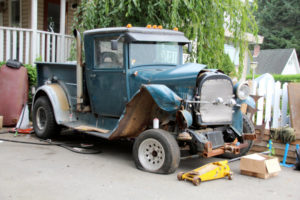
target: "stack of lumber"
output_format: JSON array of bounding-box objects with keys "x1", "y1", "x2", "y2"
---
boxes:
[{"x1": 249, "y1": 130, "x2": 298, "y2": 164}]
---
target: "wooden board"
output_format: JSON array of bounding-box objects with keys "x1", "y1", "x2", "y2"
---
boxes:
[
  {"x1": 288, "y1": 83, "x2": 300, "y2": 139},
  {"x1": 250, "y1": 140, "x2": 297, "y2": 164},
  {"x1": 74, "y1": 126, "x2": 110, "y2": 133}
]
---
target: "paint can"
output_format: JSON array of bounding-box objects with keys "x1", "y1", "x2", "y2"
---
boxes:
[{"x1": 153, "y1": 118, "x2": 159, "y2": 129}]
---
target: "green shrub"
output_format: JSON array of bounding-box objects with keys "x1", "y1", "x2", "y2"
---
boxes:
[{"x1": 246, "y1": 74, "x2": 300, "y2": 83}]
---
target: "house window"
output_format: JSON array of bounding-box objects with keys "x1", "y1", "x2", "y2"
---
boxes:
[{"x1": 11, "y1": 0, "x2": 20, "y2": 27}]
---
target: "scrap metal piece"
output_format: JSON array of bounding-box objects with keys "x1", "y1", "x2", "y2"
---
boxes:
[
  {"x1": 176, "y1": 110, "x2": 193, "y2": 129},
  {"x1": 177, "y1": 132, "x2": 192, "y2": 141},
  {"x1": 243, "y1": 133, "x2": 257, "y2": 140}
]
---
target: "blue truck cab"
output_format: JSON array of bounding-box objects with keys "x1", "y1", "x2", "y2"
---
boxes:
[{"x1": 33, "y1": 26, "x2": 256, "y2": 174}]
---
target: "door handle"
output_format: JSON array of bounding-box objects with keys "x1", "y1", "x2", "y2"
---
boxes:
[{"x1": 90, "y1": 73, "x2": 96, "y2": 78}]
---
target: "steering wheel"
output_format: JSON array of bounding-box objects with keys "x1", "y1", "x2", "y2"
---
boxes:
[{"x1": 100, "y1": 52, "x2": 119, "y2": 65}]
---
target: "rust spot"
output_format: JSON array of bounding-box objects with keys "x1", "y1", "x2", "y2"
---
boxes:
[
  {"x1": 109, "y1": 87, "x2": 171, "y2": 140},
  {"x1": 49, "y1": 84, "x2": 69, "y2": 111}
]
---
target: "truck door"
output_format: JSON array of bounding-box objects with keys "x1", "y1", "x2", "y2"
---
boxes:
[{"x1": 86, "y1": 36, "x2": 127, "y2": 117}]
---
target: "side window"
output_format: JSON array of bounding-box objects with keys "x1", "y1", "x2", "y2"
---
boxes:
[{"x1": 94, "y1": 37, "x2": 123, "y2": 69}]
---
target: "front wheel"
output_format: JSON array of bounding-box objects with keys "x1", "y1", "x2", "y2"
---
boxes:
[
  {"x1": 133, "y1": 129, "x2": 180, "y2": 174},
  {"x1": 222, "y1": 114, "x2": 255, "y2": 158}
]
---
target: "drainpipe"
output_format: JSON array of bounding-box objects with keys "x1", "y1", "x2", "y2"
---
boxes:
[{"x1": 73, "y1": 29, "x2": 83, "y2": 111}]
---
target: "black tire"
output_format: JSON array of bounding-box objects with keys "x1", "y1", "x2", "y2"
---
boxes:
[
  {"x1": 222, "y1": 114, "x2": 255, "y2": 158},
  {"x1": 33, "y1": 96, "x2": 59, "y2": 139},
  {"x1": 133, "y1": 129, "x2": 180, "y2": 174}
]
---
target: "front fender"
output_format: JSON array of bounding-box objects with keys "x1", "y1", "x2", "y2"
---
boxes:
[
  {"x1": 32, "y1": 84, "x2": 70, "y2": 124},
  {"x1": 232, "y1": 96, "x2": 256, "y2": 135},
  {"x1": 143, "y1": 84, "x2": 182, "y2": 112},
  {"x1": 109, "y1": 84, "x2": 182, "y2": 139}
]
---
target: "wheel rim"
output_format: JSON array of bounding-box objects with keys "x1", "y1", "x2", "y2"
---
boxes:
[
  {"x1": 36, "y1": 107, "x2": 47, "y2": 130},
  {"x1": 138, "y1": 138, "x2": 165, "y2": 171}
]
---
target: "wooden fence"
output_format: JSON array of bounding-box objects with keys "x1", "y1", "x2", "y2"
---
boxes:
[{"x1": 251, "y1": 74, "x2": 289, "y2": 129}]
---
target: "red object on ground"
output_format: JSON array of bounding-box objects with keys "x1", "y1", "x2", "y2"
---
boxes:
[
  {"x1": 0, "y1": 65, "x2": 28, "y2": 126},
  {"x1": 9, "y1": 128, "x2": 33, "y2": 134}
]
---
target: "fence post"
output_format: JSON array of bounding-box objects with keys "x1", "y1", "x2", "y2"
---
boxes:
[
  {"x1": 281, "y1": 83, "x2": 289, "y2": 126},
  {"x1": 264, "y1": 79, "x2": 274, "y2": 129},
  {"x1": 256, "y1": 79, "x2": 265, "y2": 126},
  {"x1": 272, "y1": 81, "x2": 281, "y2": 128}
]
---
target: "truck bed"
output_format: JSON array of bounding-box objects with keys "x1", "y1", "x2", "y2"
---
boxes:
[{"x1": 36, "y1": 62, "x2": 77, "y2": 109}]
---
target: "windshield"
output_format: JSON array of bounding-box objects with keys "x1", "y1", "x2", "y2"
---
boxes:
[{"x1": 129, "y1": 43, "x2": 180, "y2": 67}]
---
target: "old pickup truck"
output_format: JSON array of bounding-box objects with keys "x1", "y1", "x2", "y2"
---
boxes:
[{"x1": 33, "y1": 25, "x2": 256, "y2": 174}]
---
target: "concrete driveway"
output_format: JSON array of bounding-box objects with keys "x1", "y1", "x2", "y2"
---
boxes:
[{"x1": 0, "y1": 131, "x2": 299, "y2": 200}]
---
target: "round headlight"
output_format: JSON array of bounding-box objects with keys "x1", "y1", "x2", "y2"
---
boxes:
[{"x1": 236, "y1": 82, "x2": 250, "y2": 100}]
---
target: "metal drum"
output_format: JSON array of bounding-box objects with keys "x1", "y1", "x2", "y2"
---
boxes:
[{"x1": 0, "y1": 64, "x2": 28, "y2": 126}]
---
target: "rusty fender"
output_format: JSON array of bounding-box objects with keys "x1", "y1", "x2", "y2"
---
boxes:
[
  {"x1": 109, "y1": 84, "x2": 182, "y2": 140},
  {"x1": 32, "y1": 84, "x2": 70, "y2": 124}
]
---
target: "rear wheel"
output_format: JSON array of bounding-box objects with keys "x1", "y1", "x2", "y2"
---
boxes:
[
  {"x1": 222, "y1": 114, "x2": 255, "y2": 158},
  {"x1": 33, "y1": 96, "x2": 59, "y2": 139},
  {"x1": 133, "y1": 129, "x2": 180, "y2": 174}
]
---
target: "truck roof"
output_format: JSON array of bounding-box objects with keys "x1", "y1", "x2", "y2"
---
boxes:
[{"x1": 83, "y1": 27, "x2": 190, "y2": 44}]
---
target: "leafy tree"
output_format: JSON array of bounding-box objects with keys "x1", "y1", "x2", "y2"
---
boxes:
[
  {"x1": 73, "y1": 0, "x2": 258, "y2": 78},
  {"x1": 256, "y1": 0, "x2": 300, "y2": 58}
]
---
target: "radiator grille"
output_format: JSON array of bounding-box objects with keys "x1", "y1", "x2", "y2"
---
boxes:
[{"x1": 199, "y1": 78, "x2": 233, "y2": 124}]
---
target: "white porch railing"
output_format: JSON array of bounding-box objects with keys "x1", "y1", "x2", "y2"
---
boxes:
[{"x1": 0, "y1": 26, "x2": 74, "y2": 64}]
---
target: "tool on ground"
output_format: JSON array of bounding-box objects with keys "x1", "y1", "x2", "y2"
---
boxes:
[
  {"x1": 280, "y1": 143, "x2": 294, "y2": 168},
  {"x1": 12, "y1": 104, "x2": 33, "y2": 135},
  {"x1": 177, "y1": 160, "x2": 232, "y2": 186}
]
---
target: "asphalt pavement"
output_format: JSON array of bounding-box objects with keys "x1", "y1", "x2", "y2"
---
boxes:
[{"x1": 0, "y1": 131, "x2": 299, "y2": 200}]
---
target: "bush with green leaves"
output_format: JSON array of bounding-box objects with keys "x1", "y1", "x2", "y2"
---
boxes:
[
  {"x1": 246, "y1": 74, "x2": 300, "y2": 83},
  {"x1": 73, "y1": 0, "x2": 258, "y2": 78}
]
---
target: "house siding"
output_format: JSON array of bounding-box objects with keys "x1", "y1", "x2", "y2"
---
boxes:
[
  {"x1": 21, "y1": 0, "x2": 31, "y2": 28},
  {"x1": 38, "y1": 0, "x2": 44, "y2": 30},
  {"x1": 66, "y1": 2, "x2": 76, "y2": 35},
  {"x1": 2, "y1": 1, "x2": 9, "y2": 27},
  {"x1": 282, "y1": 51, "x2": 300, "y2": 75}
]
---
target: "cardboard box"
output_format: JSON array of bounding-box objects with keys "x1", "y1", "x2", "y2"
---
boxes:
[{"x1": 240, "y1": 153, "x2": 281, "y2": 179}]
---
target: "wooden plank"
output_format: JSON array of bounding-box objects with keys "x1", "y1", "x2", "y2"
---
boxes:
[
  {"x1": 18, "y1": 31, "x2": 23, "y2": 62},
  {"x1": 272, "y1": 81, "x2": 281, "y2": 128},
  {"x1": 6, "y1": 30, "x2": 11, "y2": 60},
  {"x1": 41, "y1": 33, "x2": 45, "y2": 62},
  {"x1": 12, "y1": 30, "x2": 17, "y2": 59},
  {"x1": 56, "y1": 37, "x2": 61, "y2": 62},
  {"x1": 250, "y1": 145, "x2": 296, "y2": 159},
  {"x1": 265, "y1": 79, "x2": 274, "y2": 129},
  {"x1": 25, "y1": 31, "x2": 30, "y2": 64},
  {"x1": 46, "y1": 34, "x2": 50, "y2": 62},
  {"x1": 256, "y1": 80, "x2": 265, "y2": 125},
  {"x1": 288, "y1": 83, "x2": 300, "y2": 139},
  {"x1": 36, "y1": 33, "x2": 40, "y2": 59},
  {"x1": 281, "y1": 83, "x2": 289, "y2": 127},
  {"x1": 249, "y1": 150, "x2": 296, "y2": 164},
  {"x1": 0, "y1": 29, "x2": 4, "y2": 61},
  {"x1": 51, "y1": 35, "x2": 56, "y2": 62}
]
